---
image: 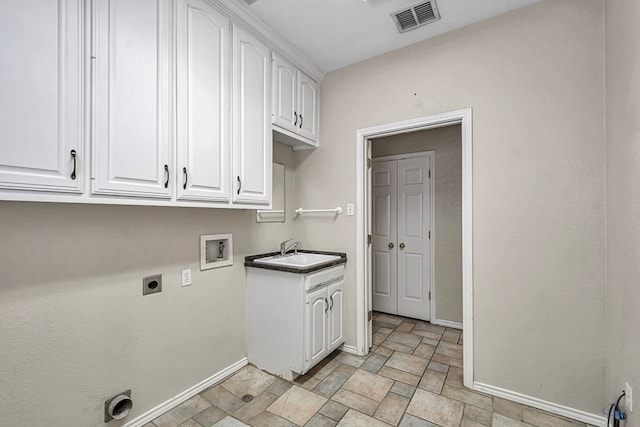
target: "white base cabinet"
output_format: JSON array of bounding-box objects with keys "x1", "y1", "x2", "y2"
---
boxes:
[{"x1": 247, "y1": 265, "x2": 345, "y2": 380}]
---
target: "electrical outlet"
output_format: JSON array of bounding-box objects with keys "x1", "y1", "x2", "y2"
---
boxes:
[
  {"x1": 181, "y1": 269, "x2": 192, "y2": 287},
  {"x1": 347, "y1": 203, "x2": 355, "y2": 216},
  {"x1": 626, "y1": 382, "x2": 633, "y2": 412}
]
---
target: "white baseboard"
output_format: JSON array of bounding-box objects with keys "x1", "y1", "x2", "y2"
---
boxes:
[
  {"x1": 340, "y1": 344, "x2": 359, "y2": 355},
  {"x1": 432, "y1": 318, "x2": 463, "y2": 330},
  {"x1": 124, "y1": 358, "x2": 248, "y2": 427},
  {"x1": 473, "y1": 382, "x2": 606, "y2": 427}
]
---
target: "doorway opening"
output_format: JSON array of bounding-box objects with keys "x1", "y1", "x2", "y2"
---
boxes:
[{"x1": 354, "y1": 109, "x2": 473, "y2": 388}]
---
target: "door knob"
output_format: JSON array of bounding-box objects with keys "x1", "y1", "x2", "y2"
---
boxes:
[
  {"x1": 399, "y1": 242, "x2": 406, "y2": 249},
  {"x1": 388, "y1": 242, "x2": 395, "y2": 249}
]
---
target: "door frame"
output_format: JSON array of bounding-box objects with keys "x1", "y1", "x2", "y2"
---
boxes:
[
  {"x1": 355, "y1": 108, "x2": 473, "y2": 388},
  {"x1": 371, "y1": 151, "x2": 435, "y2": 322}
]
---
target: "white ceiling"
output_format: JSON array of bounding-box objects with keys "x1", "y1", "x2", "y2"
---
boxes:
[{"x1": 239, "y1": 0, "x2": 540, "y2": 73}]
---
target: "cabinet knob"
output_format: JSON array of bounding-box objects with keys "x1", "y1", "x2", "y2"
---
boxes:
[
  {"x1": 294, "y1": 112, "x2": 297, "y2": 126},
  {"x1": 70, "y1": 149, "x2": 77, "y2": 180},
  {"x1": 164, "y1": 165, "x2": 169, "y2": 189},
  {"x1": 299, "y1": 114, "x2": 303, "y2": 129},
  {"x1": 237, "y1": 176, "x2": 242, "y2": 195},
  {"x1": 388, "y1": 242, "x2": 395, "y2": 249},
  {"x1": 183, "y1": 167, "x2": 188, "y2": 190}
]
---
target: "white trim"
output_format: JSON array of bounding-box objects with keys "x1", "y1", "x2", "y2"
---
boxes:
[
  {"x1": 356, "y1": 109, "x2": 473, "y2": 388},
  {"x1": 432, "y1": 319, "x2": 463, "y2": 330},
  {"x1": 339, "y1": 344, "x2": 359, "y2": 355},
  {"x1": 123, "y1": 358, "x2": 248, "y2": 427},
  {"x1": 473, "y1": 382, "x2": 607, "y2": 427},
  {"x1": 372, "y1": 152, "x2": 432, "y2": 162}
]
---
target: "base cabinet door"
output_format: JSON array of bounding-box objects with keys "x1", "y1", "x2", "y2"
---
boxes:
[
  {"x1": 306, "y1": 286, "x2": 328, "y2": 368},
  {"x1": 92, "y1": 0, "x2": 172, "y2": 198},
  {"x1": 0, "y1": 0, "x2": 83, "y2": 193},
  {"x1": 328, "y1": 281, "x2": 344, "y2": 350},
  {"x1": 232, "y1": 24, "x2": 271, "y2": 205},
  {"x1": 176, "y1": 0, "x2": 230, "y2": 202}
]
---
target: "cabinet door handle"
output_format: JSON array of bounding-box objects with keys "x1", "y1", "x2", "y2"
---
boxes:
[
  {"x1": 164, "y1": 165, "x2": 169, "y2": 189},
  {"x1": 183, "y1": 167, "x2": 188, "y2": 190},
  {"x1": 294, "y1": 112, "x2": 297, "y2": 126},
  {"x1": 299, "y1": 114, "x2": 303, "y2": 129},
  {"x1": 237, "y1": 176, "x2": 241, "y2": 195},
  {"x1": 324, "y1": 298, "x2": 328, "y2": 313},
  {"x1": 388, "y1": 242, "x2": 395, "y2": 249},
  {"x1": 330, "y1": 296, "x2": 334, "y2": 310},
  {"x1": 399, "y1": 242, "x2": 406, "y2": 249},
  {"x1": 70, "y1": 149, "x2": 77, "y2": 180}
]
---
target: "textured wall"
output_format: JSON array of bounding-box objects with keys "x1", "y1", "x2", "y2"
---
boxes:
[
  {"x1": 605, "y1": 0, "x2": 640, "y2": 424},
  {"x1": 295, "y1": 0, "x2": 606, "y2": 414},
  {"x1": 0, "y1": 142, "x2": 295, "y2": 426},
  {"x1": 372, "y1": 125, "x2": 462, "y2": 324}
]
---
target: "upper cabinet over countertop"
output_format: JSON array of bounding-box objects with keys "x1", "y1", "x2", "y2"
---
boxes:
[{"x1": 0, "y1": 0, "x2": 321, "y2": 208}]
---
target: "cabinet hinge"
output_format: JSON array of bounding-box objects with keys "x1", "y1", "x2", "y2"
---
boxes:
[
  {"x1": 429, "y1": 230, "x2": 431, "y2": 239},
  {"x1": 367, "y1": 311, "x2": 372, "y2": 321},
  {"x1": 367, "y1": 234, "x2": 372, "y2": 245},
  {"x1": 367, "y1": 158, "x2": 372, "y2": 169}
]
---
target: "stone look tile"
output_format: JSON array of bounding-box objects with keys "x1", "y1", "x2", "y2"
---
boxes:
[
  {"x1": 375, "y1": 313, "x2": 404, "y2": 325},
  {"x1": 435, "y1": 342, "x2": 463, "y2": 359},
  {"x1": 374, "y1": 392, "x2": 410, "y2": 426},
  {"x1": 342, "y1": 369, "x2": 394, "y2": 402},
  {"x1": 385, "y1": 352, "x2": 429, "y2": 376},
  {"x1": 421, "y1": 337, "x2": 441, "y2": 347},
  {"x1": 222, "y1": 366, "x2": 276, "y2": 399},
  {"x1": 378, "y1": 327, "x2": 394, "y2": 334},
  {"x1": 444, "y1": 367, "x2": 463, "y2": 388},
  {"x1": 177, "y1": 420, "x2": 201, "y2": 427},
  {"x1": 295, "y1": 374, "x2": 322, "y2": 391},
  {"x1": 391, "y1": 381, "x2": 417, "y2": 399},
  {"x1": 432, "y1": 353, "x2": 463, "y2": 368},
  {"x1": 411, "y1": 330, "x2": 442, "y2": 341},
  {"x1": 232, "y1": 392, "x2": 278, "y2": 423},
  {"x1": 378, "y1": 366, "x2": 421, "y2": 386},
  {"x1": 396, "y1": 322, "x2": 415, "y2": 333},
  {"x1": 399, "y1": 413, "x2": 440, "y2": 427},
  {"x1": 360, "y1": 353, "x2": 388, "y2": 373},
  {"x1": 413, "y1": 343, "x2": 436, "y2": 360},
  {"x1": 461, "y1": 419, "x2": 487, "y2": 427},
  {"x1": 406, "y1": 388, "x2": 464, "y2": 427},
  {"x1": 492, "y1": 413, "x2": 533, "y2": 427},
  {"x1": 386, "y1": 331, "x2": 423, "y2": 348},
  {"x1": 463, "y1": 404, "x2": 493, "y2": 426},
  {"x1": 307, "y1": 357, "x2": 340, "y2": 380},
  {"x1": 334, "y1": 352, "x2": 366, "y2": 368},
  {"x1": 331, "y1": 389, "x2": 380, "y2": 416},
  {"x1": 319, "y1": 400, "x2": 349, "y2": 421},
  {"x1": 418, "y1": 369, "x2": 446, "y2": 393},
  {"x1": 266, "y1": 379, "x2": 293, "y2": 397},
  {"x1": 522, "y1": 406, "x2": 584, "y2": 427},
  {"x1": 202, "y1": 385, "x2": 246, "y2": 414},
  {"x1": 373, "y1": 332, "x2": 388, "y2": 346},
  {"x1": 248, "y1": 412, "x2": 296, "y2": 427},
  {"x1": 440, "y1": 385, "x2": 492, "y2": 411},
  {"x1": 193, "y1": 405, "x2": 227, "y2": 426},
  {"x1": 427, "y1": 361, "x2": 449, "y2": 374},
  {"x1": 314, "y1": 371, "x2": 350, "y2": 398},
  {"x1": 212, "y1": 416, "x2": 250, "y2": 427},
  {"x1": 305, "y1": 413, "x2": 338, "y2": 427},
  {"x1": 336, "y1": 409, "x2": 391, "y2": 427},
  {"x1": 267, "y1": 385, "x2": 327, "y2": 426},
  {"x1": 375, "y1": 346, "x2": 394, "y2": 357},
  {"x1": 381, "y1": 340, "x2": 416, "y2": 354},
  {"x1": 412, "y1": 323, "x2": 445, "y2": 334},
  {"x1": 493, "y1": 397, "x2": 523, "y2": 421},
  {"x1": 154, "y1": 395, "x2": 212, "y2": 427},
  {"x1": 441, "y1": 329, "x2": 462, "y2": 343}
]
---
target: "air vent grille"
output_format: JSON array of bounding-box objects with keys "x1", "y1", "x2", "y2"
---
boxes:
[{"x1": 392, "y1": 0, "x2": 440, "y2": 33}]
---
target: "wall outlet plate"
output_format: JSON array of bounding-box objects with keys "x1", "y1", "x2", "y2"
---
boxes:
[
  {"x1": 626, "y1": 382, "x2": 633, "y2": 412},
  {"x1": 142, "y1": 274, "x2": 162, "y2": 295},
  {"x1": 182, "y1": 269, "x2": 192, "y2": 287}
]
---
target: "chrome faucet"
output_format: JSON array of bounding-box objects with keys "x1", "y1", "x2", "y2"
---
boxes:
[{"x1": 279, "y1": 239, "x2": 300, "y2": 256}]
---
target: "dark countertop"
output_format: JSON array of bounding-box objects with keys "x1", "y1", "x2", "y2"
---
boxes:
[{"x1": 244, "y1": 250, "x2": 347, "y2": 274}]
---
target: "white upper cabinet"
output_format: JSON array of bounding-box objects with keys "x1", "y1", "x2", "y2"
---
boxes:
[
  {"x1": 176, "y1": 0, "x2": 230, "y2": 202},
  {"x1": 232, "y1": 25, "x2": 272, "y2": 205},
  {"x1": 272, "y1": 53, "x2": 319, "y2": 148},
  {"x1": 92, "y1": 0, "x2": 172, "y2": 198},
  {"x1": 0, "y1": 0, "x2": 83, "y2": 193}
]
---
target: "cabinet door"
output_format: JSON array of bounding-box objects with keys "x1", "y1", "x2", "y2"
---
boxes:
[
  {"x1": 328, "y1": 281, "x2": 344, "y2": 351},
  {"x1": 272, "y1": 53, "x2": 297, "y2": 133},
  {"x1": 297, "y1": 71, "x2": 319, "y2": 142},
  {"x1": 176, "y1": 0, "x2": 230, "y2": 201},
  {"x1": 232, "y1": 24, "x2": 272, "y2": 205},
  {"x1": 92, "y1": 0, "x2": 171, "y2": 198},
  {"x1": 306, "y1": 287, "x2": 328, "y2": 368},
  {"x1": 0, "y1": 0, "x2": 83, "y2": 193}
]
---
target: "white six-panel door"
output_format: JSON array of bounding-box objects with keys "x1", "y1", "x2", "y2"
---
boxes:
[
  {"x1": 176, "y1": 0, "x2": 230, "y2": 202},
  {"x1": 92, "y1": 0, "x2": 172, "y2": 198},
  {"x1": 372, "y1": 154, "x2": 432, "y2": 321},
  {"x1": 372, "y1": 160, "x2": 398, "y2": 314},
  {"x1": 0, "y1": 0, "x2": 83, "y2": 193}
]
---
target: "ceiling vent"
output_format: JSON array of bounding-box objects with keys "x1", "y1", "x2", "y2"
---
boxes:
[{"x1": 392, "y1": 1, "x2": 440, "y2": 33}]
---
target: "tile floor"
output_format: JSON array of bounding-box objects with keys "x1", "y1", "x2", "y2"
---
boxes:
[{"x1": 146, "y1": 312, "x2": 595, "y2": 427}]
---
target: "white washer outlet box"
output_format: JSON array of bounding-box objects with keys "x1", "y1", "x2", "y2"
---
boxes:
[{"x1": 182, "y1": 269, "x2": 192, "y2": 287}]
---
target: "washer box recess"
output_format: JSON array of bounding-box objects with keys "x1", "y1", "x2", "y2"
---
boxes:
[{"x1": 201, "y1": 234, "x2": 233, "y2": 270}]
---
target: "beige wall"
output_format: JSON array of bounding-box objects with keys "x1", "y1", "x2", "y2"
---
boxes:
[
  {"x1": 0, "y1": 142, "x2": 295, "y2": 426},
  {"x1": 296, "y1": 0, "x2": 606, "y2": 414},
  {"x1": 605, "y1": 0, "x2": 640, "y2": 424},
  {"x1": 372, "y1": 125, "x2": 462, "y2": 324}
]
